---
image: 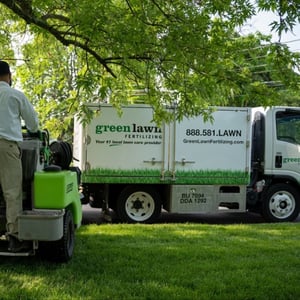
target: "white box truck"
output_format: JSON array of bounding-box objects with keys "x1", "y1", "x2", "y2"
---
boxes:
[{"x1": 73, "y1": 104, "x2": 300, "y2": 223}]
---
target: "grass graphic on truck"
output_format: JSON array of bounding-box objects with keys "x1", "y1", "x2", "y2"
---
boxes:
[{"x1": 82, "y1": 168, "x2": 249, "y2": 185}]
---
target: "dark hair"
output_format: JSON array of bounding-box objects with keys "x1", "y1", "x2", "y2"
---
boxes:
[{"x1": 0, "y1": 61, "x2": 10, "y2": 76}]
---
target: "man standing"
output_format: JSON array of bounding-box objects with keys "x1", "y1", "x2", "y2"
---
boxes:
[{"x1": 0, "y1": 61, "x2": 39, "y2": 252}]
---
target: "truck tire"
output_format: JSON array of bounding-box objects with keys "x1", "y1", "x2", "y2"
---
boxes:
[
  {"x1": 261, "y1": 183, "x2": 300, "y2": 222},
  {"x1": 40, "y1": 210, "x2": 75, "y2": 262},
  {"x1": 117, "y1": 186, "x2": 161, "y2": 223}
]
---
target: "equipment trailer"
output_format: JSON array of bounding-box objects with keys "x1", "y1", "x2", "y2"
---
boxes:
[
  {"x1": 74, "y1": 104, "x2": 300, "y2": 223},
  {"x1": 0, "y1": 130, "x2": 82, "y2": 262}
]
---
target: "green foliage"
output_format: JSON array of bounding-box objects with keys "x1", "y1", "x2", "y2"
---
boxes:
[
  {"x1": 0, "y1": 9, "x2": 16, "y2": 62},
  {"x1": 258, "y1": 0, "x2": 300, "y2": 36},
  {"x1": 0, "y1": 0, "x2": 299, "y2": 139}
]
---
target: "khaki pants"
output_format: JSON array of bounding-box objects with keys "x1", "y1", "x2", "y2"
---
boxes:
[{"x1": 0, "y1": 139, "x2": 22, "y2": 236}]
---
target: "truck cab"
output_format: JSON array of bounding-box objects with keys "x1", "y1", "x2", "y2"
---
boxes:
[{"x1": 249, "y1": 107, "x2": 300, "y2": 221}]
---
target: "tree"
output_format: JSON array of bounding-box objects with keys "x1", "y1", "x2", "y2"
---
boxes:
[
  {"x1": 17, "y1": 34, "x2": 83, "y2": 141},
  {"x1": 0, "y1": 0, "x2": 299, "y2": 139},
  {"x1": 0, "y1": 8, "x2": 18, "y2": 66}
]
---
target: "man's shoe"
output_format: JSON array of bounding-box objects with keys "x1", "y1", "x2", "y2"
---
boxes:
[{"x1": 8, "y1": 236, "x2": 30, "y2": 253}]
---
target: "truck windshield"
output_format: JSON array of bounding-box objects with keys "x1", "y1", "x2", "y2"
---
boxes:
[{"x1": 276, "y1": 110, "x2": 300, "y2": 144}]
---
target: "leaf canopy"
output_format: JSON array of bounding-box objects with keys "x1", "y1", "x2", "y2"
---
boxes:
[{"x1": 0, "y1": 0, "x2": 299, "y2": 139}]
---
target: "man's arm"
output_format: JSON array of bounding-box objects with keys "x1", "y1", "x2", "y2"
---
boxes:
[{"x1": 20, "y1": 94, "x2": 39, "y2": 132}]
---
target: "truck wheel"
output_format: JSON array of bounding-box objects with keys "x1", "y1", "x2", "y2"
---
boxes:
[
  {"x1": 117, "y1": 186, "x2": 161, "y2": 223},
  {"x1": 262, "y1": 183, "x2": 300, "y2": 222}
]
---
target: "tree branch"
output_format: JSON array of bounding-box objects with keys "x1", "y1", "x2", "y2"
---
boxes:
[{"x1": 1, "y1": 0, "x2": 117, "y2": 77}]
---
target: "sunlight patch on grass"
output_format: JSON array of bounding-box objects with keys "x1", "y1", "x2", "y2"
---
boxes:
[{"x1": 0, "y1": 222, "x2": 300, "y2": 299}]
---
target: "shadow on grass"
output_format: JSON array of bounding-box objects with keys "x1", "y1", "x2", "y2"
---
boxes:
[
  {"x1": 0, "y1": 222, "x2": 300, "y2": 299},
  {"x1": 0, "y1": 206, "x2": 298, "y2": 299},
  {"x1": 0, "y1": 204, "x2": 298, "y2": 299}
]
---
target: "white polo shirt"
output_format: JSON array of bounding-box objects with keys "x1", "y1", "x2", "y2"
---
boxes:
[{"x1": 0, "y1": 81, "x2": 39, "y2": 142}]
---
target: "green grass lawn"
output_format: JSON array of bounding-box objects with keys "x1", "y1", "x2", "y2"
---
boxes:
[{"x1": 0, "y1": 222, "x2": 300, "y2": 300}]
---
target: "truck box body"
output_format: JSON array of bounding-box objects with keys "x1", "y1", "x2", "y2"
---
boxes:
[
  {"x1": 74, "y1": 105, "x2": 251, "y2": 185},
  {"x1": 74, "y1": 104, "x2": 300, "y2": 223}
]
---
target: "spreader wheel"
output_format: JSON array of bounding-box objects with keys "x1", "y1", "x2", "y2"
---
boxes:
[
  {"x1": 53, "y1": 209, "x2": 75, "y2": 262},
  {"x1": 39, "y1": 210, "x2": 75, "y2": 262}
]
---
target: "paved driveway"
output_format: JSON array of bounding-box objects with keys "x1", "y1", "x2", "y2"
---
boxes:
[{"x1": 82, "y1": 204, "x2": 300, "y2": 225}]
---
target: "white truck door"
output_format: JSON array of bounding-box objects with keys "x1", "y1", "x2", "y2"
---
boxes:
[
  {"x1": 167, "y1": 107, "x2": 251, "y2": 214},
  {"x1": 267, "y1": 108, "x2": 300, "y2": 183},
  {"x1": 171, "y1": 107, "x2": 251, "y2": 185}
]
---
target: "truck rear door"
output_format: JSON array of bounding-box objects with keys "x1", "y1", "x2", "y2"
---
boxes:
[
  {"x1": 170, "y1": 107, "x2": 251, "y2": 185},
  {"x1": 84, "y1": 104, "x2": 168, "y2": 184}
]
